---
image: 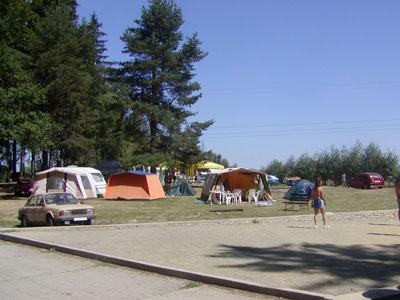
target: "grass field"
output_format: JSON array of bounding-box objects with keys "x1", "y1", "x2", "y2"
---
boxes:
[{"x1": 0, "y1": 185, "x2": 397, "y2": 228}]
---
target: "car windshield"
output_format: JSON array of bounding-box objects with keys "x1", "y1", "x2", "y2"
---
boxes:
[
  {"x1": 44, "y1": 193, "x2": 78, "y2": 205},
  {"x1": 370, "y1": 174, "x2": 381, "y2": 179}
]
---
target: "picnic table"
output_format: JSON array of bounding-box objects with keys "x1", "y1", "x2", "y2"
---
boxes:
[{"x1": 283, "y1": 200, "x2": 310, "y2": 211}]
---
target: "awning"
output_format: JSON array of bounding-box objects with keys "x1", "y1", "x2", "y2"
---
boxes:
[{"x1": 195, "y1": 161, "x2": 224, "y2": 170}]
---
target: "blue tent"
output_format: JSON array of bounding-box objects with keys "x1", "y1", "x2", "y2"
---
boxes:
[{"x1": 283, "y1": 179, "x2": 314, "y2": 201}]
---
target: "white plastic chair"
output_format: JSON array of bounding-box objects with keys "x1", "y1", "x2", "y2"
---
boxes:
[
  {"x1": 233, "y1": 189, "x2": 242, "y2": 204},
  {"x1": 223, "y1": 191, "x2": 234, "y2": 205},
  {"x1": 246, "y1": 189, "x2": 258, "y2": 203}
]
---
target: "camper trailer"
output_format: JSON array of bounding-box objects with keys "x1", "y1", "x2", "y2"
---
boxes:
[{"x1": 34, "y1": 166, "x2": 106, "y2": 199}]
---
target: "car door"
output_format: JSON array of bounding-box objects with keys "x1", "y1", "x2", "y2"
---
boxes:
[
  {"x1": 354, "y1": 175, "x2": 363, "y2": 188},
  {"x1": 35, "y1": 195, "x2": 47, "y2": 224},
  {"x1": 24, "y1": 195, "x2": 37, "y2": 223}
]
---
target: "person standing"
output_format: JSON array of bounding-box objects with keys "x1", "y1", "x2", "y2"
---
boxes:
[
  {"x1": 341, "y1": 173, "x2": 347, "y2": 187},
  {"x1": 310, "y1": 178, "x2": 329, "y2": 229},
  {"x1": 395, "y1": 178, "x2": 400, "y2": 221}
]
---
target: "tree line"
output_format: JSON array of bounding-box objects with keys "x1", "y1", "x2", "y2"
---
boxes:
[
  {"x1": 0, "y1": 0, "x2": 229, "y2": 181},
  {"x1": 263, "y1": 142, "x2": 399, "y2": 184}
]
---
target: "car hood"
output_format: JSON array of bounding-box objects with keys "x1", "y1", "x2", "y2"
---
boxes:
[{"x1": 46, "y1": 203, "x2": 94, "y2": 210}]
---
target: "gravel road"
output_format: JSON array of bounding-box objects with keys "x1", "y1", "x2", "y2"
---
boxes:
[{"x1": 3, "y1": 210, "x2": 400, "y2": 297}]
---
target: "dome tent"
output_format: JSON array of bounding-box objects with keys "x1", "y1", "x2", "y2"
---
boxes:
[
  {"x1": 283, "y1": 179, "x2": 314, "y2": 201},
  {"x1": 167, "y1": 179, "x2": 196, "y2": 196}
]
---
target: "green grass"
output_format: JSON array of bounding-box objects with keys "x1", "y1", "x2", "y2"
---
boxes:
[{"x1": 0, "y1": 186, "x2": 397, "y2": 228}]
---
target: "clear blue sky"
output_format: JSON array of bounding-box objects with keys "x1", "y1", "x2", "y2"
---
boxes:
[{"x1": 77, "y1": 0, "x2": 400, "y2": 169}]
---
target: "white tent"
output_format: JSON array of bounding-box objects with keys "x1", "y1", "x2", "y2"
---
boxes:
[{"x1": 34, "y1": 166, "x2": 106, "y2": 199}]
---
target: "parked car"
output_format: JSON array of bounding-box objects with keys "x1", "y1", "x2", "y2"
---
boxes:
[
  {"x1": 267, "y1": 175, "x2": 280, "y2": 185},
  {"x1": 14, "y1": 177, "x2": 34, "y2": 197},
  {"x1": 347, "y1": 172, "x2": 384, "y2": 189},
  {"x1": 18, "y1": 192, "x2": 95, "y2": 227}
]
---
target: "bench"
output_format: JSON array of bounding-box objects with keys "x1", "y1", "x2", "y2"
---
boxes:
[{"x1": 283, "y1": 200, "x2": 309, "y2": 211}]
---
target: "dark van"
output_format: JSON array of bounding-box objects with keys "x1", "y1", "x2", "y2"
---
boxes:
[{"x1": 14, "y1": 178, "x2": 34, "y2": 196}]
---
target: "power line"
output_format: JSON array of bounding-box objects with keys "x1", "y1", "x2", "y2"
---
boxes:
[
  {"x1": 210, "y1": 118, "x2": 400, "y2": 130},
  {"x1": 203, "y1": 124, "x2": 400, "y2": 139},
  {"x1": 204, "y1": 81, "x2": 400, "y2": 95}
]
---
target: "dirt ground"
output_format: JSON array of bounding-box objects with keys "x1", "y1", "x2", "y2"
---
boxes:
[{"x1": 3, "y1": 210, "x2": 400, "y2": 297}]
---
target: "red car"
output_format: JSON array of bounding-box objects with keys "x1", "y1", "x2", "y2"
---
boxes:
[{"x1": 347, "y1": 172, "x2": 384, "y2": 189}]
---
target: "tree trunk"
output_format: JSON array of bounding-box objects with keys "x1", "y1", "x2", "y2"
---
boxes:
[
  {"x1": 12, "y1": 140, "x2": 17, "y2": 181},
  {"x1": 149, "y1": 120, "x2": 157, "y2": 153},
  {"x1": 6, "y1": 141, "x2": 12, "y2": 181},
  {"x1": 31, "y1": 150, "x2": 36, "y2": 176},
  {"x1": 41, "y1": 150, "x2": 48, "y2": 171},
  {"x1": 20, "y1": 148, "x2": 25, "y2": 175}
]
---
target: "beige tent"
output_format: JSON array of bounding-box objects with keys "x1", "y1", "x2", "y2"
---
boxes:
[
  {"x1": 34, "y1": 167, "x2": 106, "y2": 199},
  {"x1": 200, "y1": 168, "x2": 271, "y2": 202}
]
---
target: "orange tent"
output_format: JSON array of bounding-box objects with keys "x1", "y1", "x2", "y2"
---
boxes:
[{"x1": 104, "y1": 171, "x2": 165, "y2": 200}]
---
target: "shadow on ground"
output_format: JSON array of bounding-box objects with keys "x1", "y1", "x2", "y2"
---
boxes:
[
  {"x1": 0, "y1": 195, "x2": 24, "y2": 200},
  {"x1": 209, "y1": 242, "x2": 400, "y2": 293},
  {"x1": 362, "y1": 287, "x2": 400, "y2": 299}
]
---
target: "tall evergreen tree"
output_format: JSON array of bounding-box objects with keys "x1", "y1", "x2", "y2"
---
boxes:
[
  {"x1": 0, "y1": 0, "x2": 53, "y2": 177},
  {"x1": 118, "y1": 0, "x2": 212, "y2": 166},
  {"x1": 30, "y1": 1, "x2": 107, "y2": 166}
]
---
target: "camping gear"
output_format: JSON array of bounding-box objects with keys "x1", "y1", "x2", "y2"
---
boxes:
[
  {"x1": 34, "y1": 166, "x2": 106, "y2": 199},
  {"x1": 104, "y1": 171, "x2": 165, "y2": 200},
  {"x1": 283, "y1": 179, "x2": 314, "y2": 201},
  {"x1": 167, "y1": 179, "x2": 196, "y2": 196},
  {"x1": 200, "y1": 168, "x2": 271, "y2": 202}
]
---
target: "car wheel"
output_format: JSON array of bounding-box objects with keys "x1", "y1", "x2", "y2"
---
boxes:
[
  {"x1": 363, "y1": 184, "x2": 368, "y2": 189},
  {"x1": 46, "y1": 215, "x2": 55, "y2": 226},
  {"x1": 21, "y1": 215, "x2": 29, "y2": 227}
]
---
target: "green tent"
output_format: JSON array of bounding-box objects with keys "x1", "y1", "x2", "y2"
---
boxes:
[{"x1": 168, "y1": 179, "x2": 196, "y2": 196}]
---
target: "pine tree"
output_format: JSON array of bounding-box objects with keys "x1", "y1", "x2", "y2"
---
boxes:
[
  {"x1": 30, "y1": 1, "x2": 107, "y2": 166},
  {"x1": 118, "y1": 0, "x2": 212, "y2": 166},
  {"x1": 0, "y1": 0, "x2": 53, "y2": 176}
]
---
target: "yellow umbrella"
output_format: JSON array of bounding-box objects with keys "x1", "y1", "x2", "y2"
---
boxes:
[{"x1": 196, "y1": 161, "x2": 225, "y2": 170}]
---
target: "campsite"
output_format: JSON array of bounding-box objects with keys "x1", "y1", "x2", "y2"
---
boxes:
[
  {"x1": 0, "y1": 184, "x2": 396, "y2": 228},
  {"x1": 1, "y1": 182, "x2": 400, "y2": 298},
  {"x1": 2, "y1": 0, "x2": 400, "y2": 299}
]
